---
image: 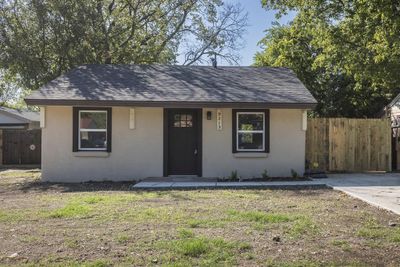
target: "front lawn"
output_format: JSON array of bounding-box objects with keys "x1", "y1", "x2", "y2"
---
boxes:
[{"x1": 0, "y1": 169, "x2": 399, "y2": 266}]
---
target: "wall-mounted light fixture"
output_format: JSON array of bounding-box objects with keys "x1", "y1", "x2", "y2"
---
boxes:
[{"x1": 207, "y1": 111, "x2": 212, "y2": 120}]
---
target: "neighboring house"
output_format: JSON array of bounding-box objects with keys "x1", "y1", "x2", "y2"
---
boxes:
[
  {"x1": 382, "y1": 94, "x2": 400, "y2": 170},
  {"x1": 24, "y1": 64, "x2": 317, "y2": 182},
  {"x1": 0, "y1": 106, "x2": 41, "y2": 165},
  {"x1": 0, "y1": 106, "x2": 40, "y2": 129}
]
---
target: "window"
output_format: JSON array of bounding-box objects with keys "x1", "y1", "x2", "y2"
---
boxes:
[
  {"x1": 173, "y1": 114, "x2": 193, "y2": 128},
  {"x1": 232, "y1": 109, "x2": 269, "y2": 153},
  {"x1": 73, "y1": 108, "x2": 112, "y2": 152}
]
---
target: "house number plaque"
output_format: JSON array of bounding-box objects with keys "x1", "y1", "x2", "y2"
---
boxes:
[{"x1": 216, "y1": 109, "x2": 223, "y2": 131}]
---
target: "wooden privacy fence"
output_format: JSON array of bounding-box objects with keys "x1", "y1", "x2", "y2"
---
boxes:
[{"x1": 306, "y1": 118, "x2": 391, "y2": 172}]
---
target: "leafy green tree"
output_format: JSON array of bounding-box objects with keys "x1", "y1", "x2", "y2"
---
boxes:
[
  {"x1": 0, "y1": 0, "x2": 247, "y2": 100},
  {"x1": 255, "y1": 0, "x2": 400, "y2": 117}
]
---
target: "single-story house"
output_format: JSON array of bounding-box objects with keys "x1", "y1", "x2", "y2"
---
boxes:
[
  {"x1": 0, "y1": 106, "x2": 41, "y2": 165},
  {"x1": 24, "y1": 64, "x2": 317, "y2": 182}
]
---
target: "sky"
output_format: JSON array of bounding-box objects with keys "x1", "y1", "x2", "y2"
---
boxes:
[
  {"x1": 176, "y1": 1, "x2": 296, "y2": 66},
  {"x1": 236, "y1": 0, "x2": 295, "y2": 66}
]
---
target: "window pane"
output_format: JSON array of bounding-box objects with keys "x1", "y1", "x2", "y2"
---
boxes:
[
  {"x1": 80, "y1": 112, "x2": 107, "y2": 129},
  {"x1": 238, "y1": 133, "x2": 263, "y2": 150},
  {"x1": 238, "y1": 114, "x2": 263, "y2": 131},
  {"x1": 173, "y1": 113, "x2": 193, "y2": 128},
  {"x1": 80, "y1": 131, "x2": 107, "y2": 149}
]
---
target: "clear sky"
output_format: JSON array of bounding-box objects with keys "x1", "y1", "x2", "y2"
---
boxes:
[{"x1": 232, "y1": 0, "x2": 295, "y2": 66}]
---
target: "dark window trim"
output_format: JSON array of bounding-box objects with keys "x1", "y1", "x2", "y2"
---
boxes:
[
  {"x1": 73, "y1": 107, "x2": 112, "y2": 152},
  {"x1": 232, "y1": 109, "x2": 270, "y2": 153}
]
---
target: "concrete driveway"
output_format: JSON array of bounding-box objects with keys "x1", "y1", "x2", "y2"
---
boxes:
[{"x1": 318, "y1": 173, "x2": 400, "y2": 215}]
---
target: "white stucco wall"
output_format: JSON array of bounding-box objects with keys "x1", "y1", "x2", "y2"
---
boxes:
[
  {"x1": 202, "y1": 108, "x2": 305, "y2": 178},
  {"x1": 42, "y1": 106, "x2": 164, "y2": 182},
  {"x1": 42, "y1": 106, "x2": 306, "y2": 182}
]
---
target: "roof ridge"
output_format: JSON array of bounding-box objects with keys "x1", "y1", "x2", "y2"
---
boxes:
[{"x1": 78, "y1": 63, "x2": 291, "y2": 69}]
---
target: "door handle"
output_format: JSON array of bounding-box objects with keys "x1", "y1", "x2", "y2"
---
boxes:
[{"x1": 194, "y1": 149, "x2": 198, "y2": 155}]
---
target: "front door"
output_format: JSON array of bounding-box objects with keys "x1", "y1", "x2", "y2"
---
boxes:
[{"x1": 165, "y1": 109, "x2": 202, "y2": 176}]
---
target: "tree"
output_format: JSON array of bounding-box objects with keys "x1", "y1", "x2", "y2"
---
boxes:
[
  {"x1": 255, "y1": 0, "x2": 400, "y2": 117},
  {"x1": 0, "y1": 0, "x2": 247, "y2": 98},
  {"x1": 0, "y1": 69, "x2": 24, "y2": 107}
]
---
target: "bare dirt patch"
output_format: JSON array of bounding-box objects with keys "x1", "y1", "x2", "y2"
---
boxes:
[{"x1": 0, "y1": 169, "x2": 399, "y2": 266}]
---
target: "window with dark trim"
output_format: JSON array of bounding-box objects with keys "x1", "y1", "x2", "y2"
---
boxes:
[
  {"x1": 73, "y1": 107, "x2": 112, "y2": 152},
  {"x1": 232, "y1": 109, "x2": 269, "y2": 153}
]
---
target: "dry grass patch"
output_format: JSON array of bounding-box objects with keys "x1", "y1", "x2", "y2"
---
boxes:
[{"x1": 0, "y1": 170, "x2": 399, "y2": 266}]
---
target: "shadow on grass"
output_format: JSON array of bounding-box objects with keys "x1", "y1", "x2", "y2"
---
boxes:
[
  {"x1": 15, "y1": 180, "x2": 135, "y2": 193},
  {"x1": 0, "y1": 168, "x2": 329, "y2": 194},
  {"x1": 13, "y1": 181, "x2": 329, "y2": 194}
]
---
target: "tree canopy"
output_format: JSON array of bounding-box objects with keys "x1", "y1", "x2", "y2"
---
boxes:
[
  {"x1": 0, "y1": 0, "x2": 247, "y2": 104},
  {"x1": 255, "y1": 0, "x2": 400, "y2": 117}
]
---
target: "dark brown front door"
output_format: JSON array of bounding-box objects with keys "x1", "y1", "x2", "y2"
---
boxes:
[
  {"x1": 2, "y1": 129, "x2": 41, "y2": 165},
  {"x1": 164, "y1": 109, "x2": 202, "y2": 176}
]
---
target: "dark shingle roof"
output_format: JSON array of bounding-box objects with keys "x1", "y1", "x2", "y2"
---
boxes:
[{"x1": 25, "y1": 64, "x2": 317, "y2": 108}]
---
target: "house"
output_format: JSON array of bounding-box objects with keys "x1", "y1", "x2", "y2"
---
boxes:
[
  {"x1": 382, "y1": 93, "x2": 400, "y2": 170},
  {"x1": 24, "y1": 64, "x2": 317, "y2": 182},
  {"x1": 0, "y1": 106, "x2": 41, "y2": 165},
  {"x1": 0, "y1": 106, "x2": 40, "y2": 129}
]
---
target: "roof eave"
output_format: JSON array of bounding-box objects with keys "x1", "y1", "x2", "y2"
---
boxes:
[
  {"x1": 0, "y1": 109, "x2": 32, "y2": 123},
  {"x1": 24, "y1": 98, "x2": 317, "y2": 110}
]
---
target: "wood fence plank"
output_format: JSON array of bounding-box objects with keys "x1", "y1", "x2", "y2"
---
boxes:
[{"x1": 306, "y1": 118, "x2": 391, "y2": 172}]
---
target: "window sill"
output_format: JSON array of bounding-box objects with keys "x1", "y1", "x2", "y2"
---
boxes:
[
  {"x1": 73, "y1": 152, "x2": 110, "y2": 158},
  {"x1": 233, "y1": 153, "x2": 268, "y2": 158}
]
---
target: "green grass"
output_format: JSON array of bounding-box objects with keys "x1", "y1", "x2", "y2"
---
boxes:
[
  {"x1": 44, "y1": 203, "x2": 92, "y2": 219},
  {"x1": 186, "y1": 218, "x2": 226, "y2": 228},
  {"x1": 0, "y1": 209, "x2": 26, "y2": 222},
  {"x1": 1, "y1": 173, "x2": 399, "y2": 266},
  {"x1": 287, "y1": 216, "x2": 320, "y2": 238},
  {"x1": 41, "y1": 192, "x2": 159, "y2": 205},
  {"x1": 356, "y1": 218, "x2": 400, "y2": 243},
  {"x1": 158, "y1": 231, "x2": 252, "y2": 266},
  {"x1": 176, "y1": 238, "x2": 210, "y2": 257},
  {"x1": 178, "y1": 228, "x2": 195, "y2": 238},
  {"x1": 227, "y1": 209, "x2": 292, "y2": 224},
  {"x1": 64, "y1": 238, "x2": 80, "y2": 249},
  {"x1": 264, "y1": 259, "x2": 365, "y2": 267},
  {"x1": 331, "y1": 240, "x2": 351, "y2": 252},
  {"x1": 116, "y1": 234, "x2": 131, "y2": 244}
]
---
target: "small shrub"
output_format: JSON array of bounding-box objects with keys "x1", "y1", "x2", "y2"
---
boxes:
[
  {"x1": 261, "y1": 169, "x2": 269, "y2": 179},
  {"x1": 229, "y1": 170, "x2": 239, "y2": 181},
  {"x1": 291, "y1": 169, "x2": 299, "y2": 178}
]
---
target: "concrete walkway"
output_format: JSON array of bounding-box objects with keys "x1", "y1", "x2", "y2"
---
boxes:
[
  {"x1": 318, "y1": 173, "x2": 400, "y2": 215},
  {"x1": 132, "y1": 180, "x2": 326, "y2": 190},
  {"x1": 132, "y1": 173, "x2": 400, "y2": 215}
]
